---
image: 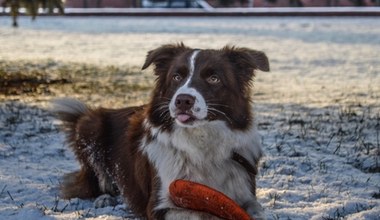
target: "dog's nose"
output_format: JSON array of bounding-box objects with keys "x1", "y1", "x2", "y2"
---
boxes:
[{"x1": 175, "y1": 94, "x2": 195, "y2": 111}]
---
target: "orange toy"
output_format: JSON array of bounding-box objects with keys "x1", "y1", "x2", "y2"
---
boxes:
[{"x1": 169, "y1": 179, "x2": 252, "y2": 220}]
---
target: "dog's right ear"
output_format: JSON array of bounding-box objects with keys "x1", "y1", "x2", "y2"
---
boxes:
[{"x1": 142, "y1": 43, "x2": 190, "y2": 75}]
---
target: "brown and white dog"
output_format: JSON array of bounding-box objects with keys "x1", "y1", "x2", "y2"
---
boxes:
[{"x1": 53, "y1": 43, "x2": 269, "y2": 220}]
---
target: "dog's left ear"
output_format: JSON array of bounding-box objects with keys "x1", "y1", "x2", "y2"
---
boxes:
[
  {"x1": 223, "y1": 46, "x2": 270, "y2": 74},
  {"x1": 142, "y1": 43, "x2": 190, "y2": 75}
]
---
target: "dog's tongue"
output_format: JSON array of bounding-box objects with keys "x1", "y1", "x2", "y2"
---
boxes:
[{"x1": 177, "y1": 114, "x2": 191, "y2": 123}]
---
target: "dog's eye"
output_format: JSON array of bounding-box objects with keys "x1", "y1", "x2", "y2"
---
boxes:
[
  {"x1": 172, "y1": 73, "x2": 182, "y2": 82},
  {"x1": 206, "y1": 75, "x2": 220, "y2": 84}
]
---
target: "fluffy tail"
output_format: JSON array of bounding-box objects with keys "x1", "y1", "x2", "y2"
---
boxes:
[
  {"x1": 51, "y1": 98, "x2": 102, "y2": 199},
  {"x1": 51, "y1": 98, "x2": 88, "y2": 125}
]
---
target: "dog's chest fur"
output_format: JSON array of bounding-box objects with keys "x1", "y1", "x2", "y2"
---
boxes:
[{"x1": 141, "y1": 119, "x2": 262, "y2": 210}]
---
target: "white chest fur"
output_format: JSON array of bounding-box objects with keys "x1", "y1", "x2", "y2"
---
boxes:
[{"x1": 141, "y1": 120, "x2": 262, "y2": 211}]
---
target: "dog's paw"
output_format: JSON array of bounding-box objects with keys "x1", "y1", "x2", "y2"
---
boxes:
[{"x1": 94, "y1": 194, "x2": 118, "y2": 208}]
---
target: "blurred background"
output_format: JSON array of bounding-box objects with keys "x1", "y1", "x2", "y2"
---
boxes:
[
  {"x1": 64, "y1": 0, "x2": 380, "y2": 8},
  {"x1": 2, "y1": 0, "x2": 379, "y2": 28}
]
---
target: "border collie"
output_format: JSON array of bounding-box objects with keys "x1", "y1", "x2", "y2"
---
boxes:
[{"x1": 53, "y1": 43, "x2": 269, "y2": 220}]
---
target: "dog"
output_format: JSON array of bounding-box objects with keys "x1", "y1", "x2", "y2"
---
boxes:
[{"x1": 53, "y1": 43, "x2": 269, "y2": 219}]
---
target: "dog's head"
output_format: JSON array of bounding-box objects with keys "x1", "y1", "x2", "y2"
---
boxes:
[{"x1": 142, "y1": 43, "x2": 269, "y2": 131}]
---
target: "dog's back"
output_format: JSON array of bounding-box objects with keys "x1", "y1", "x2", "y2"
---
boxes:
[{"x1": 52, "y1": 98, "x2": 144, "y2": 199}]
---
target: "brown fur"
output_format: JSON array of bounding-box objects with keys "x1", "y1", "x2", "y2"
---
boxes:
[{"x1": 54, "y1": 43, "x2": 269, "y2": 219}]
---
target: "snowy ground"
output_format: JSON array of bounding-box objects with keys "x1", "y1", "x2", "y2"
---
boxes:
[{"x1": 0, "y1": 16, "x2": 379, "y2": 220}]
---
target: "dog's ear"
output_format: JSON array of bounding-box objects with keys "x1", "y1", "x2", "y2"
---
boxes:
[
  {"x1": 223, "y1": 46, "x2": 270, "y2": 75},
  {"x1": 142, "y1": 43, "x2": 190, "y2": 75}
]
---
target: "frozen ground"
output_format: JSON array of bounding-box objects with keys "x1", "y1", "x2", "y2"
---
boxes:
[{"x1": 0, "y1": 16, "x2": 379, "y2": 219}]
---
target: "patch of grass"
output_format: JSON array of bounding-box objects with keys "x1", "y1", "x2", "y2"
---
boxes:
[
  {"x1": 0, "y1": 60, "x2": 153, "y2": 102},
  {"x1": 0, "y1": 60, "x2": 71, "y2": 95},
  {"x1": 269, "y1": 192, "x2": 281, "y2": 207}
]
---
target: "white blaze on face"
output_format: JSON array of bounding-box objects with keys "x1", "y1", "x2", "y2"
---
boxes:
[{"x1": 169, "y1": 50, "x2": 208, "y2": 125}]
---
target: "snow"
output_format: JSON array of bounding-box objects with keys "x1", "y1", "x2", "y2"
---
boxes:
[{"x1": 0, "y1": 16, "x2": 379, "y2": 219}]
